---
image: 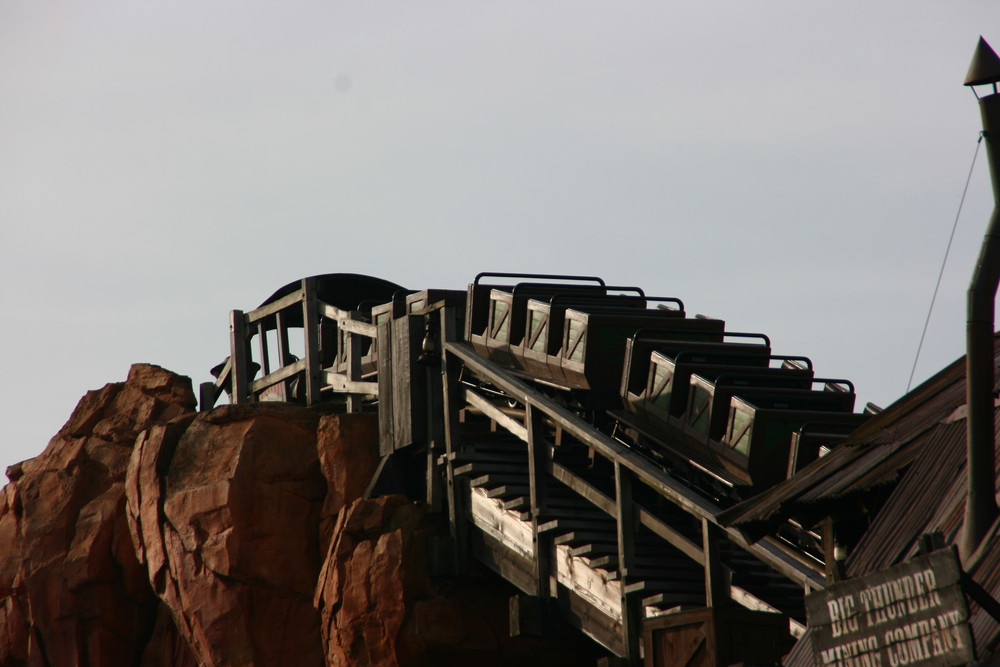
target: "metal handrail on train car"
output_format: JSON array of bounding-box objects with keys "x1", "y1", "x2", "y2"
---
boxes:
[{"x1": 473, "y1": 271, "x2": 606, "y2": 287}]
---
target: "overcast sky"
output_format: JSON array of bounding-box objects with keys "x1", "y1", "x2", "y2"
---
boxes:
[{"x1": 3, "y1": 2, "x2": 1000, "y2": 483}]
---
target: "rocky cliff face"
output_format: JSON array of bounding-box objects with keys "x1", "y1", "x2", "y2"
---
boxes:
[{"x1": 0, "y1": 365, "x2": 600, "y2": 666}]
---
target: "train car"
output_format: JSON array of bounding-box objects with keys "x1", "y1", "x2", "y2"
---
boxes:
[{"x1": 457, "y1": 272, "x2": 869, "y2": 495}]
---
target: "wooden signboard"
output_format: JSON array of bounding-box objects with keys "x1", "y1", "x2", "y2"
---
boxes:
[{"x1": 805, "y1": 549, "x2": 974, "y2": 667}]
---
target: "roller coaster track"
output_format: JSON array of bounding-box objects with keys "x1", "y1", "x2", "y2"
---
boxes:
[{"x1": 206, "y1": 282, "x2": 828, "y2": 665}]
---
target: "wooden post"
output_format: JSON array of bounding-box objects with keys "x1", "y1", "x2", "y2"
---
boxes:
[
  {"x1": 199, "y1": 382, "x2": 217, "y2": 411},
  {"x1": 256, "y1": 320, "x2": 270, "y2": 377},
  {"x1": 229, "y1": 309, "x2": 249, "y2": 404},
  {"x1": 346, "y1": 330, "x2": 362, "y2": 412},
  {"x1": 702, "y1": 518, "x2": 728, "y2": 607},
  {"x1": 822, "y1": 517, "x2": 844, "y2": 584},
  {"x1": 301, "y1": 279, "x2": 321, "y2": 405},
  {"x1": 425, "y1": 310, "x2": 448, "y2": 513},
  {"x1": 614, "y1": 461, "x2": 641, "y2": 663},
  {"x1": 275, "y1": 311, "x2": 291, "y2": 401},
  {"x1": 527, "y1": 404, "x2": 551, "y2": 604},
  {"x1": 440, "y1": 316, "x2": 468, "y2": 574}
]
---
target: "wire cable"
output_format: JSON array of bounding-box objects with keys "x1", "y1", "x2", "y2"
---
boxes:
[{"x1": 907, "y1": 133, "x2": 984, "y2": 393}]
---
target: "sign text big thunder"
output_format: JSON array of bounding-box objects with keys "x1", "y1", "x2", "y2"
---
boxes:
[{"x1": 805, "y1": 549, "x2": 974, "y2": 667}]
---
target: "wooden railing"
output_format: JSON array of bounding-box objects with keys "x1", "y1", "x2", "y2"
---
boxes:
[{"x1": 200, "y1": 277, "x2": 378, "y2": 411}]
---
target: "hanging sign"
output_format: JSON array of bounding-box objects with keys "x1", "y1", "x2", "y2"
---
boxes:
[{"x1": 805, "y1": 549, "x2": 974, "y2": 667}]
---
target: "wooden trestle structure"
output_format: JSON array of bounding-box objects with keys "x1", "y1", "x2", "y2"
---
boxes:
[{"x1": 203, "y1": 278, "x2": 822, "y2": 665}]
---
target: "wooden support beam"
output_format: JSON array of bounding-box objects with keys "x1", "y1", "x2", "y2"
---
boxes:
[
  {"x1": 441, "y1": 327, "x2": 468, "y2": 574},
  {"x1": 252, "y1": 359, "x2": 307, "y2": 393},
  {"x1": 345, "y1": 330, "x2": 363, "y2": 412},
  {"x1": 615, "y1": 462, "x2": 641, "y2": 664},
  {"x1": 301, "y1": 278, "x2": 321, "y2": 405},
  {"x1": 275, "y1": 311, "x2": 291, "y2": 401},
  {"x1": 320, "y1": 371, "x2": 377, "y2": 395},
  {"x1": 424, "y1": 309, "x2": 450, "y2": 513},
  {"x1": 244, "y1": 288, "x2": 305, "y2": 323},
  {"x1": 199, "y1": 381, "x2": 218, "y2": 412},
  {"x1": 464, "y1": 389, "x2": 528, "y2": 442},
  {"x1": 637, "y1": 508, "x2": 704, "y2": 566},
  {"x1": 256, "y1": 320, "x2": 270, "y2": 377},
  {"x1": 702, "y1": 517, "x2": 728, "y2": 607},
  {"x1": 229, "y1": 310, "x2": 249, "y2": 405},
  {"x1": 316, "y1": 302, "x2": 377, "y2": 337},
  {"x1": 549, "y1": 461, "x2": 616, "y2": 515},
  {"x1": 527, "y1": 405, "x2": 551, "y2": 604}
]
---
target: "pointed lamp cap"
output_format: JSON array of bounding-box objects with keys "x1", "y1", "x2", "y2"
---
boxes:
[{"x1": 965, "y1": 36, "x2": 1000, "y2": 86}]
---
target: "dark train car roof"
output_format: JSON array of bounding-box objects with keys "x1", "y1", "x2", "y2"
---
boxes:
[{"x1": 257, "y1": 273, "x2": 406, "y2": 327}]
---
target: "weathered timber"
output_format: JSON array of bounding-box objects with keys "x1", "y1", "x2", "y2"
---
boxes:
[
  {"x1": 320, "y1": 371, "x2": 377, "y2": 395},
  {"x1": 251, "y1": 359, "x2": 306, "y2": 394},
  {"x1": 615, "y1": 462, "x2": 641, "y2": 663},
  {"x1": 301, "y1": 279, "x2": 321, "y2": 404},
  {"x1": 464, "y1": 388, "x2": 529, "y2": 441},
  {"x1": 642, "y1": 606, "x2": 792, "y2": 667},
  {"x1": 229, "y1": 309, "x2": 249, "y2": 404},
  {"x1": 244, "y1": 288, "x2": 305, "y2": 323}
]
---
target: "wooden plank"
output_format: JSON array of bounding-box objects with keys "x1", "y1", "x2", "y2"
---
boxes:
[
  {"x1": 301, "y1": 279, "x2": 321, "y2": 405},
  {"x1": 469, "y1": 527, "x2": 537, "y2": 597},
  {"x1": 424, "y1": 308, "x2": 452, "y2": 511},
  {"x1": 256, "y1": 320, "x2": 270, "y2": 376},
  {"x1": 320, "y1": 370, "x2": 378, "y2": 395},
  {"x1": 345, "y1": 330, "x2": 363, "y2": 412},
  {"x1": 464, "y1": 389, "x2": 529, "y2": 441},
  {"x1": 316, "y1": 302, "x2": 377, "y2": 337},
  {"x1": 212, "y1": 357, "x2": 232, "y2": 389},
  {"x1": 440, "y1": 311, "x2": 469, "y2": 573},
  {"x1": 198, "y1": 381, "x2": 219, "y2": 411},
  {"x1": 528, "y1": 404, "x2": 551, "y2": 603},
  {"x1": 702, "y1": 517, "x2": 727, "y2": 607},
  {"x1": 553, "y1": 583, "x2": 626, "y2": 658},
  {"x1": 229, "y1": 310, "x2": 249, "y2": 404},
  {"x1": 636, "y1": 508, "x2": 704, "y2": 566},
  {"x1": 244, "y1": 288, "x2": 304, "y2": 323},
  {"x1": 548, "y1": 461, "x2": 616, "y2": 515},
  {"x1": 251, "y1": 359, "x2": 306, "y2": 393},
  {"x1": 275, "y1": 311, "x2": 292, "y2": 401},
  {"x1": 391, "y1": 316, "x2": 426, "y2": 449},
  {"x1": 377, "y1": 320, "x2": 395, "y2": 457},
  {"x1": 615, "y1": 462, "x2": 640, "y2": 662}
]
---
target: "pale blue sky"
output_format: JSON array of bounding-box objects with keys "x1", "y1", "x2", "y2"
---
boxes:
[{"x1": 3, "y1": 2, "x2": 1000, "y2": 481}]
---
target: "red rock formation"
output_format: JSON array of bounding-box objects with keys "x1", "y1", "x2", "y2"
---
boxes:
[
  {"x1": 1, "y1": 368, "x2": 601, "y2": 666},
  {"x1": 316, "y1": 413, "x2": 381, "y2": 550},
  {"x1": 314, "y1": 496, "x2": 604, "y2": 667},
  {"x1": 0, "y1": 364, "x2": 197, "y2": 666},
  {"x1": 126, "y1": 403, "x2": 328, "y2": 667}
]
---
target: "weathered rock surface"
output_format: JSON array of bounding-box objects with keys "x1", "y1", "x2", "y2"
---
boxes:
[
  {"x1": 0, "y1": 363, "x2": 197, "y2": 666},
  {"x1": 316, "y1": 413, "x2": 381, "y2": 551},
  {"x1": 1, "y1": 368, "x2": 602, "y2": 666},
  {"x1": 126, "y1": 402, "x2": 328, "y2": 667},
  {"x1": 315, "y1": 495, "x2": 604, "y2": 667}
]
